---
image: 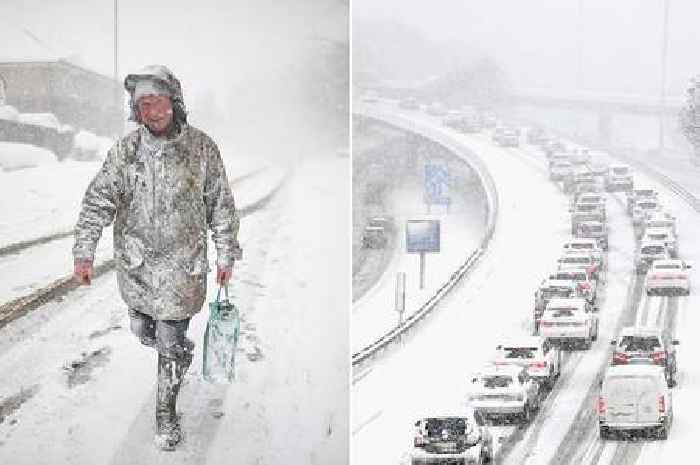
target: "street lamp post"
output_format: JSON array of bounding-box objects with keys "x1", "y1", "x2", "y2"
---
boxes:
[{"x1": 659, "y1": 0, "x2": 670, "y2": 155}]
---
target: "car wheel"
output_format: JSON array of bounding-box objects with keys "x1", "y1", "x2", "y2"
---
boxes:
[
  {"x1": 584, "y1": 336, "x2": 592, "y2": 350},
  {"x1": 685, "y1": 289, "x2": 690, "y2": 296},
  {"x1": 647, "y1": 289, "x2": 652, "y2": 296},
  {"x1": 657, "y1": 423, "x2": 668, "y2": 440},
  {"x1": 520, "y1": 403, "x2": 531, "y2": 424},
  {"x1": 600, "y1": 427, "x2": 610, "y2": 440}
]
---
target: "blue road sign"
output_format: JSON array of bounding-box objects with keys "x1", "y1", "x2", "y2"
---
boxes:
[
  {"x1": 406, "y1": 220, "x2": 441, "y2": 254},
  {"x1": 424, "y1": 164, "x2": 450, "y2": 205}
]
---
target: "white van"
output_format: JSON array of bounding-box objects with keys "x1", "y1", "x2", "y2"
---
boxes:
[{"x1": 598, "y1": 365, "x2": 672, "y2": 440}]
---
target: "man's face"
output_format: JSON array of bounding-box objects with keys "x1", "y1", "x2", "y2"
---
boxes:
[{"x1": 137, "y1": 94, "x2": 174, "y2": 135}]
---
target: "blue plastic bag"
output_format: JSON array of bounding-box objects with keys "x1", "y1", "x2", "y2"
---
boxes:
[{"x1": 202, "y1": 285, "x2": 240, "y2": 383}]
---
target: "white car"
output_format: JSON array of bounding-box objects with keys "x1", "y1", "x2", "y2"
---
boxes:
[
  {"x1": 551, "y1": 268, "x2": 597, "y2": 303},
  {"x1": 598, "y1": 364, "x2": 673, "y2": 440},
  {"x1": 563, "y1": 238, "x2": 604, "y2": 269},
  {"x1": 605, "y1": 164, "x2": 634, "y2": 192},
  {"x1": 645, "y1": 259, "x2": 691, "y2": 296},
  {"x1": 642, "y1": 227, "x2": 678, "y2": 258},
  {"x1": 558, "y1": 250, "x2": 600, "y2": 281},
  {"x1": 469, "y1": 364, "x2": 540, "y2": 424},
  {"x1": 645, "y1": 212, "x2": 677, "y2": 237},
  {"x1": 411, "y1": 408, "x2": 493, "y2": 464},
  {"x1": 632, "y1": 198, "x2": 661, "y2": 226},
  {"x1": 549, "y1": 160, "x2": 573, "y2": 181},
  {"x1": 539, "y1": 298, "x2": 599, "y2": 349},
  {"x1": 627, "y1": 187, "x2": 658, "y2": 214},
  {"x1": 493, "y1": 336, "x2": 562, "y2": 389},
  {"x1": 635, "y1": 240, "x2": 671, "y2": 274}
]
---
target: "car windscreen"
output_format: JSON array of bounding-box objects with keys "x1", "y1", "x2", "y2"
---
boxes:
[
  {"x1": 556, "y1": 272, "x2": 586, "y2": 281},
  {"x1": 576, "y1": 204, "x2": 599, "y2": 212},
  {"x1": 562, "y1": 256, "x2": 590, "y2": 264},
  {"x1": 654, "y1": 264, "x2": 680, "y2": 270},
  {"x1": 542, "y1": 288, "x2": 573, "y2": 299},
  {"x1": 647, "y1": 233, "x2": 668, "y2": 241},
  {"x1": 612, "y1": 167, "x2": 629, "y2": 175},
  {"x1": 425, "y1": 418, "x2": 468, "y2": 437},
  {"x1": 570, "y1": 243, "x2": 593, "y2": 250},
  {"x1": 641, "y1": 246, "x2": 665, "y2": 254},
  {"x1": 482, "y1": 375, "x2": 514, "y2": 388},
  {"x1": 549, "y1": 308, "x2": 577, "y2": 317},
  {"x1": 619, "y1": 336, "x2": 661, "y2": 351},
  {"x1": 502, "y1": 347, "x2": 537, "y2": 359},
  {"x1": 638, "y1": 202, "x2": 657, "y2": 209}
]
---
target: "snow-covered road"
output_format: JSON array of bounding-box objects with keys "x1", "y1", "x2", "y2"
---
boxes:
[{"x1": 0, "y1": 154, "x2": 348, "y2": 464}]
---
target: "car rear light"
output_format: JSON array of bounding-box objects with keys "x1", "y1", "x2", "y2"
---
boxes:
[
  {"x1": 494, "y1": 361, "x2": 508, "y2": 366},
  {"x1": 675, "y1": 274, "x2": 687, "y2": 279},
  {"x1": 649, "y1": 274, "x2": 661, "y2": 280},
  {"x1": 658, "y1": 395, "x2": 665, "y2": 413},
  {"x1": 541, "y1": 322, "x2": 553, "y2": 327},
  {"x1": 652, "y1": 351, "x2": 666, "y2": 365},
  {"x1": 414, "y1": 431, "x2": 426, "y2": 447},
  {"x1": 598, "y1": 396, "x2": 606, "y2": 414},
  {"x1": 530, "y1": 361, "x2": 547, "y2": 369},
  {"x1": 613, "y1": 352, "x2": 629, "y2": 364}
]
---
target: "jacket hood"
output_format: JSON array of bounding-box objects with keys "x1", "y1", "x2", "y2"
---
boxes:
[{"x1": 124, "y1": 65, "x2": 187, "y2": 125}]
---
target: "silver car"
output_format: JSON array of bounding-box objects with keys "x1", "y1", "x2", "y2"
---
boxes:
[{"x1": 411, "y1": 408, "x2": 493, "y2": 465}]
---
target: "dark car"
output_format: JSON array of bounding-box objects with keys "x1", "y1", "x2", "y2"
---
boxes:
[{"x1": 611, "y1": 326, "x2": 679, "y2": 387}]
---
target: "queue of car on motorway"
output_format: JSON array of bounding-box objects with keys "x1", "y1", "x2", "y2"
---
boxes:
[{"x1": 391, "y1": 99, "x2": 692, "y2": 464}]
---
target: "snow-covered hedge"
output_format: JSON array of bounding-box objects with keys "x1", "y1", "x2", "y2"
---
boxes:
[
  {"x1": 71, "y1": 130, "x2": 114, "y2": 161},
  {"x1": 0, "y1": 142, "x2": 58, "y2": 171},
  {"x1": 0, "y1": 105, "x2": 20, "y2": 121}
]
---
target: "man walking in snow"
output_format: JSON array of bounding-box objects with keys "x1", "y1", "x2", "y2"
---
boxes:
[{"x1": 72, "y1": 65, "x2": 242, "y2": 450}]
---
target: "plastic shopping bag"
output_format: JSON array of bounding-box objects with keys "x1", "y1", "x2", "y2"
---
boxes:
[{"x1": 202, "y1": 285, "x2": 240, "y2": 383}]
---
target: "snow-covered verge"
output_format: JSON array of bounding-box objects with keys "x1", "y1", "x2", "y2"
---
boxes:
[
  {"x1": 0, "y1": 141, "x2": 58, "y2": 171},
  {"x1": 0, "y1": 154, "x2": 348, "y2": 464},
  {"x1": 351, "y1": 118, "x2": 488, "y2": 353}
]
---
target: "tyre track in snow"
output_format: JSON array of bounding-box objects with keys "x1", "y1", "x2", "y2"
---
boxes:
[
  {"x1": 0, "y1": 167, "x2": 284, "y2": 331},
  {"x1": 493, "y1": 150, "x2": 638, "y2": 464}
]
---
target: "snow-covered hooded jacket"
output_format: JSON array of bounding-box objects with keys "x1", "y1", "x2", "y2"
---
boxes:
[{"x1": 72, "y1": 66, "x2": 242, "y2": 320}]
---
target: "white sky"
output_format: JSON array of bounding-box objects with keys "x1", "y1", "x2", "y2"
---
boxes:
[{"x1": 353, "y1": 0, "x2": 700, "y2": 98}]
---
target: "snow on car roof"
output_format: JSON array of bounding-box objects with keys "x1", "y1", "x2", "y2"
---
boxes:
[
  {"x1": 497, "y1": 335, "x2": 544, "y2": 349},
  {"x1": 604, "y1": 364, "x2": 665, "y2": 378},
  {"x1": 620, "y1": 326, "x2": 663, "y2": 337},
  {"x1": 479, "y1": 364, "x2": 523, "y2": 377},
  {"x1": 644, "y1": 227, "x2": 673, "y2": 235},
  {"x1": 546, "y1": 297, "x2": 587, "y2": 308},
  {"x1": 640, "y1": 239, "x2": 668, "y2": 247},
  {"x1": 566, "y1": 238, "x2": 597, "y2": 245},
  {"x1": 543, "y1": 278, "x2": 576, "y2": 287},
  {"x1": 652, "y1": 259, "x2": 683, "y2": 268}
]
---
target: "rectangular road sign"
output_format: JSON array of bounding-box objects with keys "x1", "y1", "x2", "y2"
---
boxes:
[{"x1": 406, "y1": 219, "x2": 440, "y2": 254}]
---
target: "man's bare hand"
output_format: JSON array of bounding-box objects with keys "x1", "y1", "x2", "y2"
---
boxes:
[
  {"x1": 216, "y1": 265, "x2": 233, "y2": 285},
  {"x1": 74, "y1": 259, "x2": 94, "y2": 285}
]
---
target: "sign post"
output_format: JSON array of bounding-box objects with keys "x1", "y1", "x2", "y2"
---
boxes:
[
  {"x1": 406, "y1": 220, "x2": 441, "y2": 290},
  {"x1": 395, "y1": 272, "x2": 406, "y2": 324}
]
